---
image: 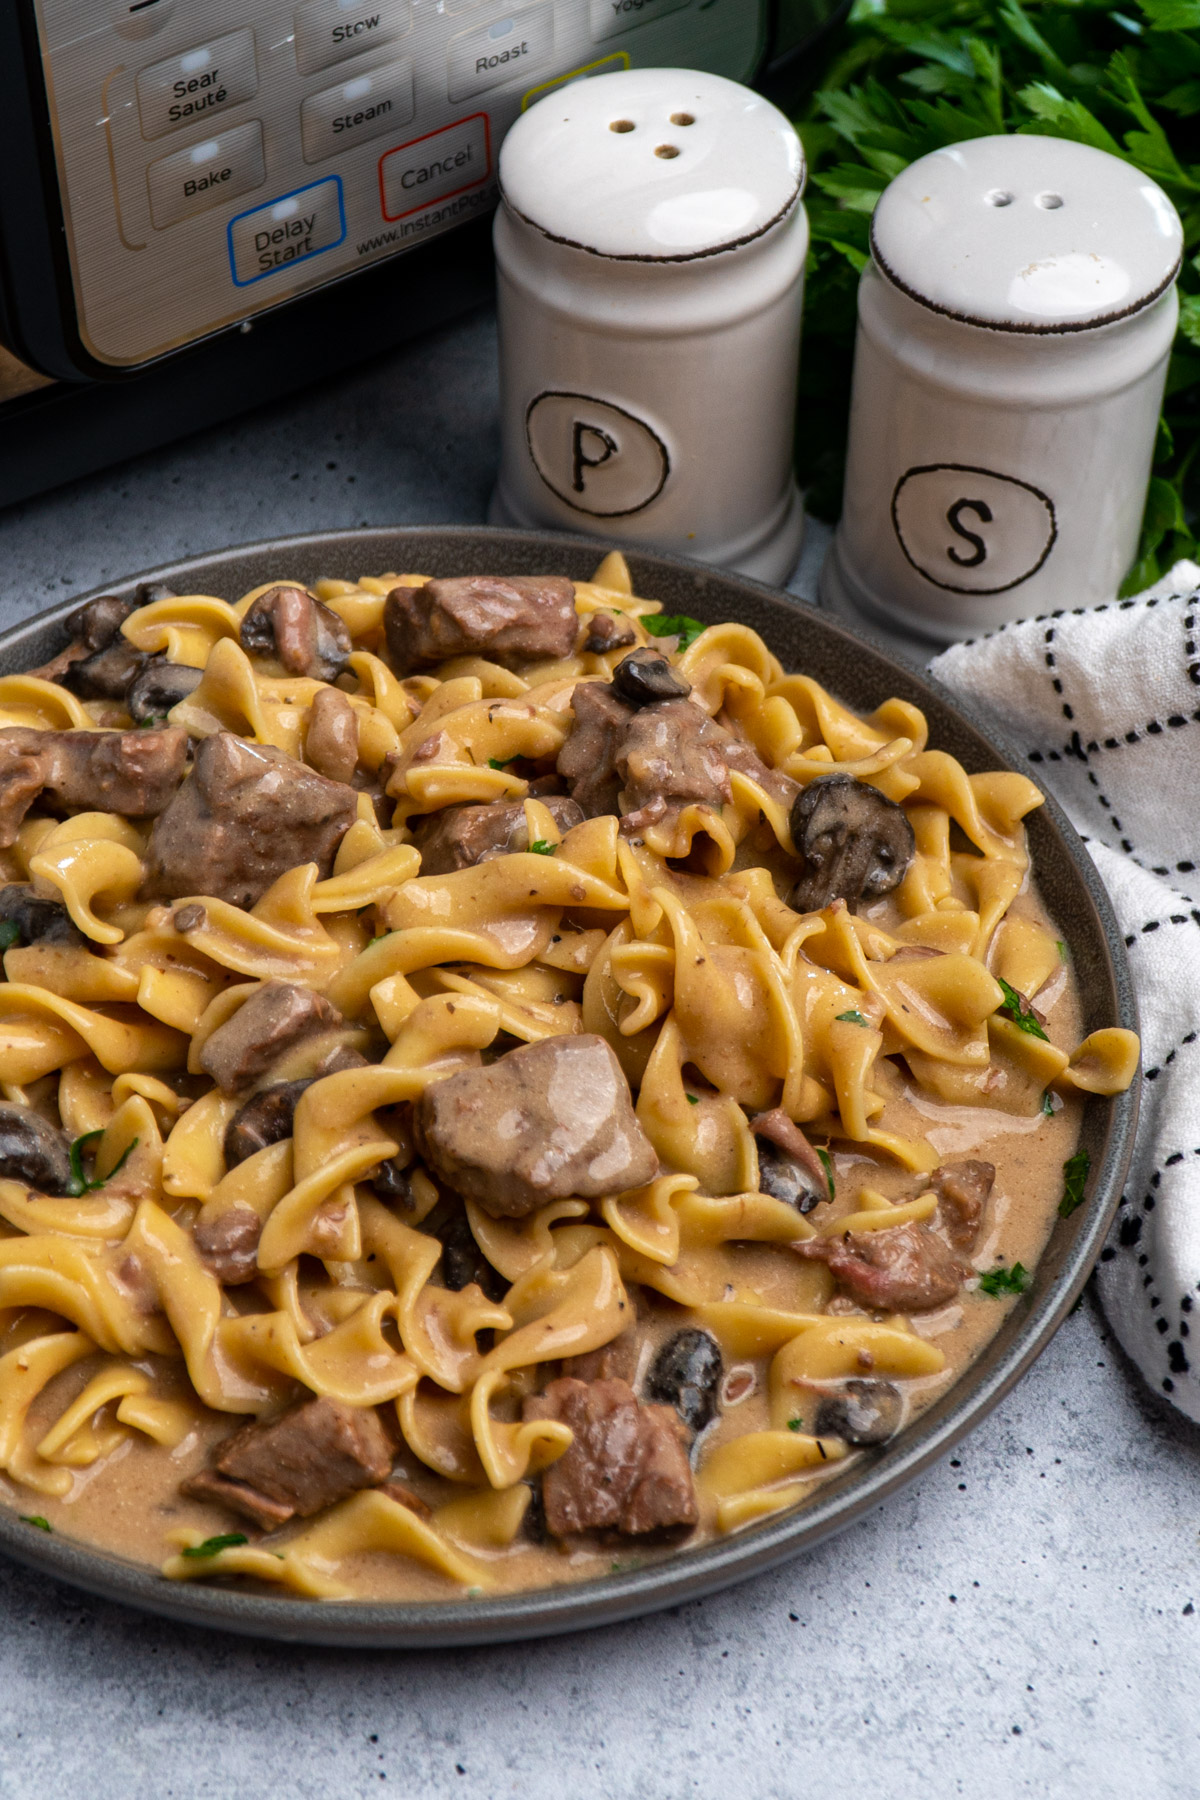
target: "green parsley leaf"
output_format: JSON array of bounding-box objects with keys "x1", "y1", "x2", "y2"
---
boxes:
[
  {"x1": 686, "y1": 1093, "x2": 699, "y2": 1106},
  {"x1": 487, "y1": 755, "x2": 520, "y2": 770},
  {"x1": 66, "y1": 1131, "x2": 139, "y2": 1197},
  {"x1": 0, "y1": 919, "x2": 19, "y2": 952},
  {"x1": 19, "y1": 1514, "x2": 51, "y2": 1532},
  {"x1": 1056, "y1": 940, "x2": 1069, "y2": 963},
  {"x1": 835, "y1": 1010, "x2": 869, "y2": 1027},
  {"x1": 642, "y1": 614, "x2": 707, "y2": 651},
  {"x1": 368, "y1": 931, "x2": 393, "y2": 946},
  {"x1": 180, "y1": 1532, "x2": 249, "y2": 1559},
  {"x1": 136, "y1": 715, "x2": 169, "y2": 729},
  {"x1": 978, "y1": 1262, "x2": 1032, "y2": 1298},
  {"x1": 1059, "y1": 1148, "x2": 1091, "y2": 1219},
  {"x1": 996, "y1": 977, "x2": 1049, "y2": 1041},
  {"x1": 815, "y1": 1146, "x2": 836, "y2": 1205},
  {"x1": 787, "y1": 1418, "x2": 803, "y2": 1433},
  {"x1": 528, "y1": 839, "x2": 555, "y2": 856},
  {"x1": 1041, "y1": 1090, "x2": 1055, "y2": 1118}
]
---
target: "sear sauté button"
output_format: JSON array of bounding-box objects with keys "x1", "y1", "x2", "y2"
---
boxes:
[{"x1": 136, "y1": 27, "x2": 259, "y2": 140}]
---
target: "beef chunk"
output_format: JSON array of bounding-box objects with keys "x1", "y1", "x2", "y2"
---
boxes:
[
  {"x1": 182, "y1": 1397, "x2": 392, "y2": 1528},
  {"x1": 562, "y1": 1327, "x2": 639, "y2": 1385},
  {"x1": 610, "y1": 648, "x2": 691, "y2": 708},
  {"x1": 412, "y1": 795, "x2": 583, "y2": 875},
  {"x1": 380, "y1": 1477, "x2": 431, "y2": 1520},
  {"x1": 304, "y1": 686, "x2": 359, "y2": 784},
  {"x1": 0, "y1": 882, "x2": 83, "y2": 947},
  {"x1": 143, "y1": 732, "x2": 357, "y2": 907},
  {"x1": 59, "y1": 637, "x2": 146, "y2": 702},
  {"x1": 751, "y1": 1110, "x2": 832, "y2": 1213},
  {"x1": 812, "y1": 1378, "x2": 902, "y2": 1445},
  {"x1": 0, "y1": 726, "x2": 188, "y2": 846},
  {"x1": 617, "y1": 698, "x2": 732, "y2": 832},
  {"x1": 194, "y1": 1204, "x2": 262, "y2": 1284},
  {"x1": 200, "y1": 982, "x2": 343, "y2": 1094},
  {"x1": 523, "y1": 1377, "x2": 698, "y2": 1539},
  {"x1": 645, "y1": 1329, "x2": 723, "y2": 1433},
  {"x1": 240, "y1": 586, "x2": 352, "y2": 682},
  {"x1": 556, "y1": 681, "x2": 633, "y2": 818},
  {"x1": 415, "y1": 1033, "x2": 658, "y2": 1220},
  {"x1": 0, "y1": 1103, "x2": 75, "y2": 1195},
  {"x1": 223, "y1": 1079, "x2": 313, "y2": 1165},
  {"x1": 582, "y1": 613, "x2": 637, "y2": 656},
  {"x1": 64, "y1": 594, "x2": 137, "y2": 652},
  {"x1": 126, "y1": 657, "x2": 203, "y2": 724},
  {"x1": 717, "y1": 718, "x2": 801, "y2": 812},
  {"x1": 384, "y1": 575, "x2": 578, "y2": 674},
  {"x1": 930, "y1": 1160, "x2": 995, "y2": 1250},
  {"x1": 799, "y1": 1222, "x2": 969, "y2": 1312}
]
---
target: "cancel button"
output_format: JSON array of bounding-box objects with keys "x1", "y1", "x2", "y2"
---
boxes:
[{"x1": 379, "y1": 115, "x2": 491, "y2": 221}]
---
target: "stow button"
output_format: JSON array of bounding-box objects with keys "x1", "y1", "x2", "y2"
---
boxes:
[{"x1": 293, "y1": 0, "x2": 411, "y2": 76}]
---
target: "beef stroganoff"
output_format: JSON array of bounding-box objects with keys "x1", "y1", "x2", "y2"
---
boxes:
[{"x1": 0, "y1": 554, "x2": 1138, "y2": 1602}]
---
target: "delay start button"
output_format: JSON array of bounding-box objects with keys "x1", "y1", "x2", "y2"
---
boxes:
[
  {"x1": 228, "y1": 177, "x2": 346, "y2": 286},
  {"x1": 379, "y1": 114, "x2": 491, "y2": 221}
]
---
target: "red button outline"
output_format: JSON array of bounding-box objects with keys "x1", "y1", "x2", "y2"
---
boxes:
[{"x1": 378, "y1": 113, "x2": 492, "y2": 222}]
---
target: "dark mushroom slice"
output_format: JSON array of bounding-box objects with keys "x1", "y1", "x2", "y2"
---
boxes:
[
  {"x1": 430, "y1": 1202, "x2": 506, "y2": 1301},
  {"x1": 790, "y1": 773, "x2": 915, "y2": 913},
  {"x1": 610, "y1": 648, "x2": 691, "y2": 708},
  {"x1": 813, "y1": 1378, "x2": 903, "y2": 1446},
  {"x1": 750, "y1": 1109, "x2": 832, "y2": 1213},
  {"x1": 64, "y1": 594, "x2": 138, "y2": 652},
  {"x1": 645, "y1": 1328, "x2": 723, "y2": 1434},
  {"x1": 0, "y1": 1104, "x2": 76, "y2": 1195},
  {"x1": 58, "y1": 637, "x2": 147, "y2": 702},
  {"x1": 240, "y1": 585, "x2": 352, "y2": 682},
  {"x1": 126, "y1": 656, "x2": 203, "y2": 724},
  {"x1": 582, "y1": 613, "x2": 637, "y2": 656},
  {"x1": 223, "y1": 1079, "x2": 313, "y2": 1166},
  {"x1": 133, "y1": 581, "x2": 178, "y2": 606},
  {"x1": 0, "y1": 882, "x2": 84, "y2": 947}
]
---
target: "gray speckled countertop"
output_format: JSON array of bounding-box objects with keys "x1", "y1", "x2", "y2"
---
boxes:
[{"x1": 0, "y1": 309, "x2": 1196, "y2": 1800}]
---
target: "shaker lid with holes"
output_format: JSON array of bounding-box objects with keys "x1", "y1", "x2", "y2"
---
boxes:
[
  {"x1": 498, "y1": 67, "x2": 804, "y2": 262},
  {"x1": 870, "y1": 135, "x2": 1183, "y2": 332}
]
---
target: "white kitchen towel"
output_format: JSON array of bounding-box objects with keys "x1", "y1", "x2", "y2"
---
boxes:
[{"x1": 929, "y1": 560, "x2": 1200, "y2": 1422}]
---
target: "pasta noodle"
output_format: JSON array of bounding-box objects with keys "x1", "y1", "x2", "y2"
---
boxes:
[{"x1": 0, "y1": 555, "x2": 1137, "y2": 1605}]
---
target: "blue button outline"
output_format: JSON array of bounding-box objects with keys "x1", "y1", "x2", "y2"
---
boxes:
[{"x1": 227, "y1": 175, "x2": 346, "y2": 288}]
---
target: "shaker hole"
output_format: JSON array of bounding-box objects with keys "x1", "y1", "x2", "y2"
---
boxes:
[
  {"x1": 1036, "y1": 191, "x2": 1064, "y2": 209},
  {"x1": 669, "y1": 112, "x2": 695, "y2": 126},
  {"x1": 986, "y1": 189, "x2": 1014, "y2": 207},
  {"x1": 655, "y1": 144, "x2": 680, "y2": 159},
  {"x1": 609, "y1": 118, "x2": 635, "y2": 133}
]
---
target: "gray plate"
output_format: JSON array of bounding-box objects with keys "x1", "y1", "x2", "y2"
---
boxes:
[{"x1": 0, "y1": 525, "x2": 1137, "y2": 1647}]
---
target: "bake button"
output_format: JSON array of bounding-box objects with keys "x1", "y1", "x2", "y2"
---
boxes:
[
  {"x1": 300, "y1": 57, "x2": 415, "y2": 163},
  {"x1": 293, "y1": 0, "x2": 411, "y2": 76},
  {"x1": 228, "y1": 177, "x2": 347, "y2": 285},
  {"x1": 447, "y1": 5, "x2": 554, "y2": 103},
  {"x1": 379, "y1": 114, "x2": 491, "y2": 221},
  {"x1": 146, "y1": 121, "x2": 265, "y2": 230},
  {"x1": 589, "y1": 0, "x2": 691, "y2": 42},
  {"x1": 136, "y1": 27, "x2": 258, "y2": 140}
]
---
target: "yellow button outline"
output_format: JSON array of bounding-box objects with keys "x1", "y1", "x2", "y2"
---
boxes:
[{"x1": 521, "y1": 51, "x2": 630, "y2": 111}]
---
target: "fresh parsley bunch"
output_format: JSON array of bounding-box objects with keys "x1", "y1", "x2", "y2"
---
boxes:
[{"x1": 784, "y1": 0, "x2": 1200, "y2": 589}]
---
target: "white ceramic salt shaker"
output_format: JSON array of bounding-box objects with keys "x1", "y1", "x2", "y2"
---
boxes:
[
  {"x1": 822, "y1": 135, "x2": 1183, "y2": 643},
  {"x1": 489, "y1": 68, "x2": 807, "y2": 584}
]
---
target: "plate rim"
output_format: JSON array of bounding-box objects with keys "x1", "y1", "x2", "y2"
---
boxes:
[{"x1": 0, "y1": 523, "x2": 1139, "y2": 1647}]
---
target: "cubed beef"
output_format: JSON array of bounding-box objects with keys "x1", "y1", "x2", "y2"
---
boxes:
[
  {"x1": 240, "y1": 586, "x2": 352, "y2": 682},
  {"x1": 199, "y1": 982, "x2": 343, "y2": 1094},
  {"x1": 523, "y1": 1377, "x2": 698, "y2": 1539},
  {"x1": 616, "y1": 698, "x2": 732, "y2": 833},
  {"x1": 0, "y1": 734, "x2": 49, "y2": 848},
  {"x1": 384, "y1": 575, "x2": 578, "y2": 674},
  {"x1": 0, "y1": 883, "x2": 83, "y2": 947},
  {"x1": 562, "y1": 1328, "x2": 639, "y2": 1385},
  {"x1": 717, "y1": 716, "x2": 800, "y2": 812},
  {"x1": 751, "y1": 1109, "x2": 832, "y2": 1213},
  {"x1": 223, "y1": 1079, "x2": 313, "y2": 1165},
  {"x1": 415, "y1": 1033, "x2": 658, "y2": 1220},
  {"x1": 412, "y1": 795, "x2": 583, "y2": 875},
  {"x1": 0, "y1": 1103, "x2": 75, "y2": 1196},
  {"x1": 556, "y1": 681, "x2": 632, "y2": 818},
  {"x1": 304, "y1": 687, "x2": 359, "y2": 784},
  {"x1": 142, "y1": 732, "x2": 357, "y2": 907},
  {"x1": 0, "y1": 726, "x2": 188, "y2": 847},
  {"x1": 182, "y1": 1396, "x2": 392, "y2": 1528},
  {"x1": 193, "y1": 1204, "x2": 262, "y2": 1285},
  {"x1": 930, "y1": 1160, "x2": 995, "y2": 1250},
  {"x1": 799, "y1": 1221, "x2": 969, "y2": 1312}
]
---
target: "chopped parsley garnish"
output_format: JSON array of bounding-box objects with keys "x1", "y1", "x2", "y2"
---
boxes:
[
  {"x1": 815, "y1": 1146, "x2": 836, "y2": 1204},
  {"x1": 0, "y1": 919, "x2": 19, "y2": 952},
  {"x1": 978, "y1": 1262, "x2": 1031, "y2": 1298},
  {"x1": 642, "y1": 614, "x2": 706, "y2": 652},
  {"x1": 787, "y1": 1418, "x2": 803, "y2": 1433},
  {"x1": 487, "y1": 755, "x2": 520, "y2": 770},
  {"x1": 368, "y1": 931, "x2": 394, "y2": 946},
  {"x1": 66, "y1": 1130, "x2": 139, "y2": 1197},
  {"x1": 836, "y1": 1010, "x2": 869, "y2": 1027},
  {"x1": 686, "y1": 1093, "x2": 699, "y2": 1106},
  {"x1": 996, "y1": 977, "x2": 1049, "y2": 1042},
  {"x1": 19, "y1": 1514, "x2": 51, "y2": 1532},
  {"x1": 136, "y1": 715, "x2": 169, "y2": 729},
  {"x1": 528, "y1": 839, "x2": 555, "y2": 856},
  {"x1": 1042, "y1": 1090, "x2": 1055, "y2": 1118},
  {"x1": 1059, "y1": 1148, "x2": 1091, "y2": 1219},
  {"x1": 180, "y1": 1532, "x2": 248, "y2": 1559},
  {"x1": 1057, "y1": 940, "x2": 1069, "y2": 963}
]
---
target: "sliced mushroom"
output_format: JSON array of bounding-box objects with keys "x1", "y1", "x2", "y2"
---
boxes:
[
  {"x1": 0, "y1": 882, "x2": 84, "y2": 947},
  {"x1": 645, "y1": 1328, "x2": 723, "y2": 1434},
  {"x1": 790, "y1": 773, "x2": 915, "y2": 913},
  {"x1": 0, "y1": 1104, "x2": 75, "y2": 1195},
  {"x1": 223, "y1": 1079, "x2": 312, "y2": 1167},
  {"x1": 750, "y1": 1109, "x2": 831, "y2": 1213},
  {"x1": 813, "y1": 1378, "x2": 903, "y2": 1446},
  {"x1": 127, "y1": 657, "x2": 203, "y2": 724},
  {"x1": 582, "y1": 613, "x2": 637, "y2": 656},
  {"x1": 240, "y1": 586, "x2": 352, "y2": 682},
  {"x1": 59, "y1": 637, "x2": 146, "y2": 702},
  {"x1": 610, "y1": 648, "x2": 691, "y2": 708},
  {"x1": 64, "y1": 594, "x2": 137, "y2": 652}
]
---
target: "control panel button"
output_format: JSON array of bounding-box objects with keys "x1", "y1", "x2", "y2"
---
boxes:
[
  {"x1": 146, "y1": 121, "x2": 265, "y2": 230},
  {"x1": 136, "y1": 28, "x2": 259, "y2": 140},
  {"x1": 589, "y1": 0, "x2": 691, "y2": 39},
  {"x1": 229, "y1": 178, "x2": 347, "y2": 286},
  {"x1": 293, "y1": 0, "x2": 411, "y2": 76},
  {"x1": 379, "y1": 114, "x2": 491, "y2": 221},
  {"x1": 447, "y1": 6, "x2": 553, "y2": 102},
  {"x1": 300, "y1": 57, "x2": 415, "y2": 163}
]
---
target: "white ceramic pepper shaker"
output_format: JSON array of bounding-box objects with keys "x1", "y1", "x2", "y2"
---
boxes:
[
  {"x1": 822, "y1": 136, "x2": 1183, "y2": 643},
  {"x1": 489, "y1": 68, "x2": 807, "y2": 584}
]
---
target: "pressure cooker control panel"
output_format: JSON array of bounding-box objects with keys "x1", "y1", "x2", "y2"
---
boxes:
[{"x1": 34, "y1": 0, "x2": 762, "y2": 366}]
